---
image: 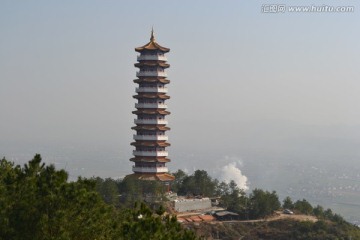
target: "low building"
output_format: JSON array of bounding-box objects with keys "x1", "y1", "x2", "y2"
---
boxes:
[{"x1": 173, "y1": 197, "x2": 212, "y2": 212}]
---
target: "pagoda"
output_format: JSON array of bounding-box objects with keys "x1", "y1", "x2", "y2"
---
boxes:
[{"x1": 127, "y1": 30, "x2": 175, "y2": 182}]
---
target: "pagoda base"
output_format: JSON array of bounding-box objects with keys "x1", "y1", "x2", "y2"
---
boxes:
[{"x1": 125, "y1": 173, "x2": 175, "y2": 182}]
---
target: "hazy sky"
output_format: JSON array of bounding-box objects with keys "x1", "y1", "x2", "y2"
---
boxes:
[{"x1": 1, "y1": 0, "x2": 359, "y2": 179}]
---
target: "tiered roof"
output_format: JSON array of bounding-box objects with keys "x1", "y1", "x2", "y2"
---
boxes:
[
  {"x1": 126, "y1": 173, "x2": 175, "y2": 181},
  {"x1": 131, "y1": 142, "x2": 170, "y2": 147},
  {"x1": 135, "y1": 30, "x2": 170, "y2": 53},
  {"x1": 132, "y1": 109, "x2": 170, "y2": 115},
  {"x1": 132, "y1": 125, "x2": 170, "y2": 131},
  {"x1": 133, "y1": 93, "x2": 170, "y2": 100},
  {"x1": 130, "y1": 157, "x2": 170, "y2": 163},
  {"x1": 134, "y1": 62, "x2": 170, "y2": 68},
  {"x1": 134, "y1": 78, "x2": 170, "y2": 84}
]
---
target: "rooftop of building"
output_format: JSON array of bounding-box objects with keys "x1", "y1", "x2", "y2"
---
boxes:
[
  {"x1": 135, "y1": 29, "x2": 170, "y2": 53},
  {"x1": 126, "y1": 172, "x2": 175, "y2": 181}
]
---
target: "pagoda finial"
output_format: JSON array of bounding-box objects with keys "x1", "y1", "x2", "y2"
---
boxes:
[{"x1": 150, "y1": 27, "x2": 155, "y2": 42}]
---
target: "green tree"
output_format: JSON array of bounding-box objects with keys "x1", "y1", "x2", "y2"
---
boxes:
[
  {"x1": 282, "y1": 196, "x2": 294, "y2": 209},
  {"x1": 193, "y1": 170, "x2": 216, "y2": 196},
  {"x1": 218, "y1": 181, "x2": 248, "y2": 217},
  {"x1": 323, "y1": 208, "x2": 333, "y2": 219},
  {"x1": 313, "y1": 205, "x2": 325, "y2": 219},
  {"x1": 95, "y1": 177, "x2": 120, "y2": 206},
  {"x1": 249, "y1": 189, "x2": 281, "y2": 219},
  {"x1": 294, "y1": 199, "x2": 313, "y2": 215},
  {"x1": 171, "y1": 169, "x2": 188, "y2": 193},
  {"x1": 121, "y1": 202, "x2": 198, "y2": 240},
  {"x1": 215, "y1": 181, "x2": 230, "y2": 196},
  {"x1": 176, "y1": 170, "x2": 217, "y2": 197},
  {"x1": 118, "y1": 178, "x2": 167, "y2": 206},
  {"x1": 0, "y1": 155, "x2": 199, "y2": 240},
  {"x1": 0, "y1": 154, "x2": 120, "y2": 240}
]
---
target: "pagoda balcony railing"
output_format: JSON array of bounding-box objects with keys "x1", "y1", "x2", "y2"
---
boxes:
[
  {"x1": 135, "y1": 103, "x2": 167, "y2": 109},
  {"x1": 134, "y1": 119, "x2": 168, "y2": 124},
  {"x1": 133, "y1": 134, "x2": 168, "y2": 141},
  {"x1": 137, "y1": 55, "x2": 167, "y2": 61},
  {"x1": 136, "y1": 87, "x2": 168, "y2": 93},
  {"x1": 132, "y1": 166, "x2": 168, "y2": 173},
  {"x1": 136, "y1": 71, "x2": 167, "y2": 77},
  {"x1": 133, "y1": 150, "x2": 168, "y2": 157}
]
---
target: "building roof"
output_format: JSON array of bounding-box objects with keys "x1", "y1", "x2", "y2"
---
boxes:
[
  {"x1": 130, "y1": 157, "x2": 170, "y2": 163},
  {"x1": 126, "y1": 173, "x2": 175, "y2": 182},
  {"x1": 134, "y1": 78, "x2": 170, "y2": 84},
  {"x1": 132, "y1": 126, "x2": 170, "y2": 131},
  {"x1": 156, "y1": 173, "x2": 175, "y2": 181},
  {"x1": 135, "y1": 29, "x2": 170, "y2": 53},
  {"x1": 133, "y1": 93, "x2": 170, "y2": 99},
  {"x1": 131, "y1": 141, "x2": 170, "y2": 147},
  {"x1": 189, "y1": 216, "x2": 202, "y2": 222},
  {"x1": 132, "y1": 109, "x2": 170, "y2": 115},
  {"x1": 134, "y1": 62, "x2": 170, "y2": 68},
  {"x1": 199, "y1": 215, "x2": 215, "y2": 222}
]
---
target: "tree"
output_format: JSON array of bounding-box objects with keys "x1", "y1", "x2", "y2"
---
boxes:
[
  {"x1": 248, "y1": 189, "x2": 281, "y2": 219},
  {"x1": 218, "y1": 180, "x2": 248, "y2": 217},
  {"x1": 323, "y1": 208, "x2": 333, "y2": 219},
  {"x1": 282, "y1": 196, "x2": 294, "y2": 209},
  {"x1": 121, "y1": 202, "x2": 198, "y2": 240},
  {"x1": 313, "y1": 205, "x2": 325, "y2": 219},
  {"x1": 215, "y1": 181, "x2": 230, "y2": 196},
  {"x1": 175, "y1": 170, "x2": 217, "y2": 197},
  {"x1": 118, "y1": 178, "x2": 167, "y2": 207},
  {"x1": 294, "y1": 199, "x2": 313, "y2": 215},
  {"x1": 193, "y1": 170, "x2": 216, "y2": 196},
  {"x1": 0, "y1": 154, "x2": 120, "y2": 240},
  {"x1": 171, "y1": 170, "x2": 188, "y2": 193},
  {"x1": 95, "y1": 177, "x2": 120, "y2": 206},
  {"x1": 0, "y1": 155, "x2": 199, "y2": 240}
]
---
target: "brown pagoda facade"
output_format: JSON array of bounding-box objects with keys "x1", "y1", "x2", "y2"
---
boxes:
[{"x1": 127, "y1": 30, "x2": 175, "y2": 182}]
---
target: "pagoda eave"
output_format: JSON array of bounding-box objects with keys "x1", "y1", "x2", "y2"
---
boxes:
[
  {"x1": 134, "y1": 78, "x2": 170, "y2": 84},
  {"x1": 132, "y1": 109, "x2": 170, "y2": 115},
  {"x1": 130, "y1": 157, "x2": 170, "y2": 163},
  {"x1": 133, "y1": 94, "x2": 170, "y2": 99},
  {"x1": 132, "y1": 125, "x2": 170, "y2": 131},
  {"x1": 131, "y1": 141, "x2": 171, "y2": 147},
  {"x1": 125, "y1": 173, "x2": 175, "y2": 182},
  {"x1": 135, "y1": 62, "x2": 170, "y2": 68},
  {"x1": 135, "y1": 41, "x2": 170, "y2": 53}
]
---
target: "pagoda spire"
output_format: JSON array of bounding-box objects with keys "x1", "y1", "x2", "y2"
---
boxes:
[{"x1": 150, "y1": 27, "x2": 155, "y2": 42}]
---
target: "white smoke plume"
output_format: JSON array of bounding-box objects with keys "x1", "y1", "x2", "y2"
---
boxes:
[{"x1": 219, "y1": 158, "x2": 249, "y2": 191}]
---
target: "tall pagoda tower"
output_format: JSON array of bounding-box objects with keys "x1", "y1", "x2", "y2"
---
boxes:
[{"x1": 127, "y1": 30, "x2": 175, "y2": 182}]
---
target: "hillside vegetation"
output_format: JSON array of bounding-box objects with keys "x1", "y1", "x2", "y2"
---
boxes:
[
  {"x1": 1, "y1": 154, "x2": 360, "y2": 239},
  {"x1": 0, "y1": 155, "x2": 197, "y2": 240}
]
